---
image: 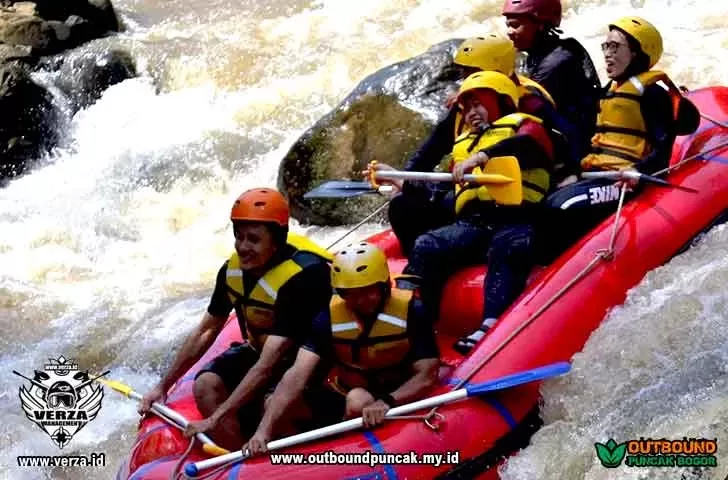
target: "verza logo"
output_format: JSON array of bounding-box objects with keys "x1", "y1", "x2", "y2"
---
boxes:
[{"x1": 14, "y1": 356, "x2": 108, "y2": 449}]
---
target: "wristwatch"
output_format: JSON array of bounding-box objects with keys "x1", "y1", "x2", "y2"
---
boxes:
[{"x1": 378, "y1": 393, "x2": 396, "y2": 407}]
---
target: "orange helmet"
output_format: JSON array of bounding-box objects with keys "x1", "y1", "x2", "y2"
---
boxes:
[{"x1": 230, "y1": 188, "x2": 289, "y2": 227}]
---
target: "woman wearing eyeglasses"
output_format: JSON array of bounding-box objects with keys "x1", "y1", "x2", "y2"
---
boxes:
[{"x1": 543, "y1": 16, "x2": 699, "y2": 257}]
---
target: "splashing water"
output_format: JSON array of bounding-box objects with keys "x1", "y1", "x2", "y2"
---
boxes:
[{"x1": 1, "y1": 0, "x2": 728, "y2": 478}]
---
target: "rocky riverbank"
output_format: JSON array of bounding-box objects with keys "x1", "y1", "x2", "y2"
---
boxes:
[{"x1": 0, "y1": 0, "x2": 135, "y2": 180}]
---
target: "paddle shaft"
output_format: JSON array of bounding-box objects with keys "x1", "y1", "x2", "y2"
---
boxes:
[
  {"x1": 373, "y1": 171, "x2": 512, "y2": 184},
  {"x1": 188, "y1": 388, "x2": 468, "y2": 472},
  {"x1": 99, "y1": 381, "x2": 220, "y2": 450},
  {"x1": 581, "y1": 171, "x2": 638, "y2": 181},
  {"x1": 131, "y1": 391, "x2": 218, "y2": 447},
  {"x1": 581, "y1": 171, "x2": 698, "y2": 193}
]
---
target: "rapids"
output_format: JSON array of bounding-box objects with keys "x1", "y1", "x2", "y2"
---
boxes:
[{"x1": 1, "y1": 0, "x2": 727, "y2": 478}]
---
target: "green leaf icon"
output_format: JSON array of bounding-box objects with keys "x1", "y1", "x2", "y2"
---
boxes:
[{"x1": 595, "y1": 438, "x2": 627, "y2": 468}]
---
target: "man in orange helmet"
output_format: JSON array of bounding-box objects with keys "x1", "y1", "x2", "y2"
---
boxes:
[{"x1": 138, "y1": 188, "x2": 333, "y2": 450}]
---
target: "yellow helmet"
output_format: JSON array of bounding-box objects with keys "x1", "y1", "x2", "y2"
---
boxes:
[
  {"x1": 454, "y1": 35, "x2": 517, "y2": 76},
  {"x1": 609, "y1": 16, "x2": 663, "y2": 69},
  {"x1": 331, "y1": 242, "x2": 390, "y2": 289},
  {"x1": 457, "y1": 71, "x2": 519, "y2": 107}
]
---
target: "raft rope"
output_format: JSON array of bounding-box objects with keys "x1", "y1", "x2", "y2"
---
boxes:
[
  {"x1": 654, "y1": 111, "x2": 728, "y2": 176},
  {"x1": 408, "y1": 183, "x2": 631, "y2": 426},
  {"x1": 657, "y1": 136, "x2": 728, "y2": 176},
  {"x1": 171, "y1": 437, "x2": 197, "y2": 480},
  {"x1": 326, "y1": 200, "x2": 391, "y2": 250},
  {"x1": 698, "y1": 112, "x2": 728, "y2": 130}
]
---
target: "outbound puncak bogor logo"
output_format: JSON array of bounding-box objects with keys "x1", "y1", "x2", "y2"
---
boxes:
[{"x1": 595, "y1": 437, "x2": 718, "y2": 469}]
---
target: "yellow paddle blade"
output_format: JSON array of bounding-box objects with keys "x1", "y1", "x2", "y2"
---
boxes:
[
  {"x1": 94, "y1": 377, "x2": 134, "y2": 398},
  {"x1": 202, "y1": 444, "x2": 231, "y2": 456},
  {"x1": 482, "y1": 156, "x2": 522, "y2": 205},
  {"x1": 467, "y1": 173, "x2": 514, "y2": 184}
]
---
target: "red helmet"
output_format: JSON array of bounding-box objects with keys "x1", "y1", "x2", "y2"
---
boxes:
[
  {"x1": 503, "y1": 0, "x2": 562, "y2": 27},
  {"x1": 230, "y1": 188, "x2": 289, "y2": 227}
]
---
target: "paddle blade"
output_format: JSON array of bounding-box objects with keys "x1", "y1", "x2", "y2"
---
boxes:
[
  {"x1": 202, "y1": 444, "x2": 231, "y2": 456},
  {"x1": 468, "y1": 173, "x2": 515, "y2": 185},
  {"x1": 95, "y1": 377, "x2": 134, "y2": 397},
  {"x1": 465, "y1": 361, "x2": 571, "y2": 396},
  {"x1": 482, "y1": 156, "x2": 522, "y2": 205},
  {"x1": 303, "y1": 181, "x2": 378, "y2": 199}
]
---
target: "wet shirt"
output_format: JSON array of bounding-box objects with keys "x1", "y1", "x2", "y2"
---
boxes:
[
  {"x1": 304, "y1": 294, "x2": 440, "y2": 380},
  {"x1": 523, "y1": 37, "x2": 602, "y2": 173},
  {"x1": 206, "y1": 250, "x2": 333, "y2": 344},
  {"x1": 633, "y1": 83, "x2": 677, "y2": 174}
]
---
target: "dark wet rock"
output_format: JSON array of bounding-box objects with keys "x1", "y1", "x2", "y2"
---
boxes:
[
  {"x1": 48, "y1": 47, "x2": 136, "y2": 110},
  {"x1": 0, "y1": 0, "x2": 131, "y2": 182},
  {"x1": 0, "y1": 62, "x2": 59, "y2": 178},
  {"x1": 278, "y1": 38, "x2": 464, "y2": 225}
]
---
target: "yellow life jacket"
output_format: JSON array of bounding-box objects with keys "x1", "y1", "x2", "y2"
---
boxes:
[
  {"x1": 451, "y1": 113, "x2": 550, "y2": 215},
  {"x1": 225, "y1": 232, "x2": 331, "y2": 351},
  {"x1": 330, "y1": 288, "x2": 413, "y2": 393},
  {"x1": 517, "y1": 75, "x2": 556, "y2": 107},
  {"x1": 582, "y1": 70, "x2": 679, "y2": 171},
  {"x1": 453, "y1": 76, "x2": 554, "y2": 139}
]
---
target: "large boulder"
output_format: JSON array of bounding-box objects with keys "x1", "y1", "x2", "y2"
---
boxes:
[
  {"x1": 23, "y1": 0, "x2": 118, "y2": 39},
  {"x1": 0, "y1": 42, "x2": 33, "y2": 63},
  {"x1": 0, "y1": 7, "x2": 55, "y2": 52},
  {"x1": 278, "y1": 38, "x2": 463, "y2": 226},
  {"x1": 0, "y1": 1, "x2": 119, "y2": 55},
  {"x1": 44, "y1": 46, "x2": 136, "y2": 110},
  {"x1": 0, "y1": 62, "x2": 59, "y2": 179},
  {"x1": 0, "y1": 0, "x2": 130, "y2": 183}
]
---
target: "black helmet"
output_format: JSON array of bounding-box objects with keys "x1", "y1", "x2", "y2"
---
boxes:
[{"x1": 47, "y1": 381, "x2": 77, "y2": 409}]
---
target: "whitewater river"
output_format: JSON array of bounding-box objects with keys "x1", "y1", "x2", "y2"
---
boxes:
[{"x1": 1, "y1": 0, "x2": 727, "y2": 478}]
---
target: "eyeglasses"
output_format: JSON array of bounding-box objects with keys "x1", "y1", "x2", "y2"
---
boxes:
[{"x1": 601, "y1": 41, "x2": 628, "y2": 54}]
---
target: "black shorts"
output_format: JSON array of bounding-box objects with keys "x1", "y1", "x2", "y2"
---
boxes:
[
  {"x1": 301, "y1": 381, "x2": 402, "y2": 430},
  {"x1": 195, "y1": 342, "x2": 286, "y2": 437},
  {"x1": 302, "y1": 384, "x2": 347, "y2": 429}
]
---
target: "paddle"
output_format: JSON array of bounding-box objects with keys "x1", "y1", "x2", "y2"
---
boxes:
[
  {"x1": 95, "y1": 377, "x2": 230, "y2": 456},
  {"x1": 371, "y1": 171, "x2": 515, "y2": 184},
  {"x1": 581, "y1": 170, "x2": 699, "y2": 193},
  {"x1": 304, "y1": 156, "x2": 522, "y2": 205},
  {"x1": 303, "y1": 181, "x2": 394, "y2": 199},
  {"x1": 184, "y1": 361, "x2": 571, "y2": 476}
]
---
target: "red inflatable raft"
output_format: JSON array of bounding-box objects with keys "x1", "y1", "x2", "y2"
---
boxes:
[{"x1": 116, "y1": 86, "x2": 728, "y2": 480}]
